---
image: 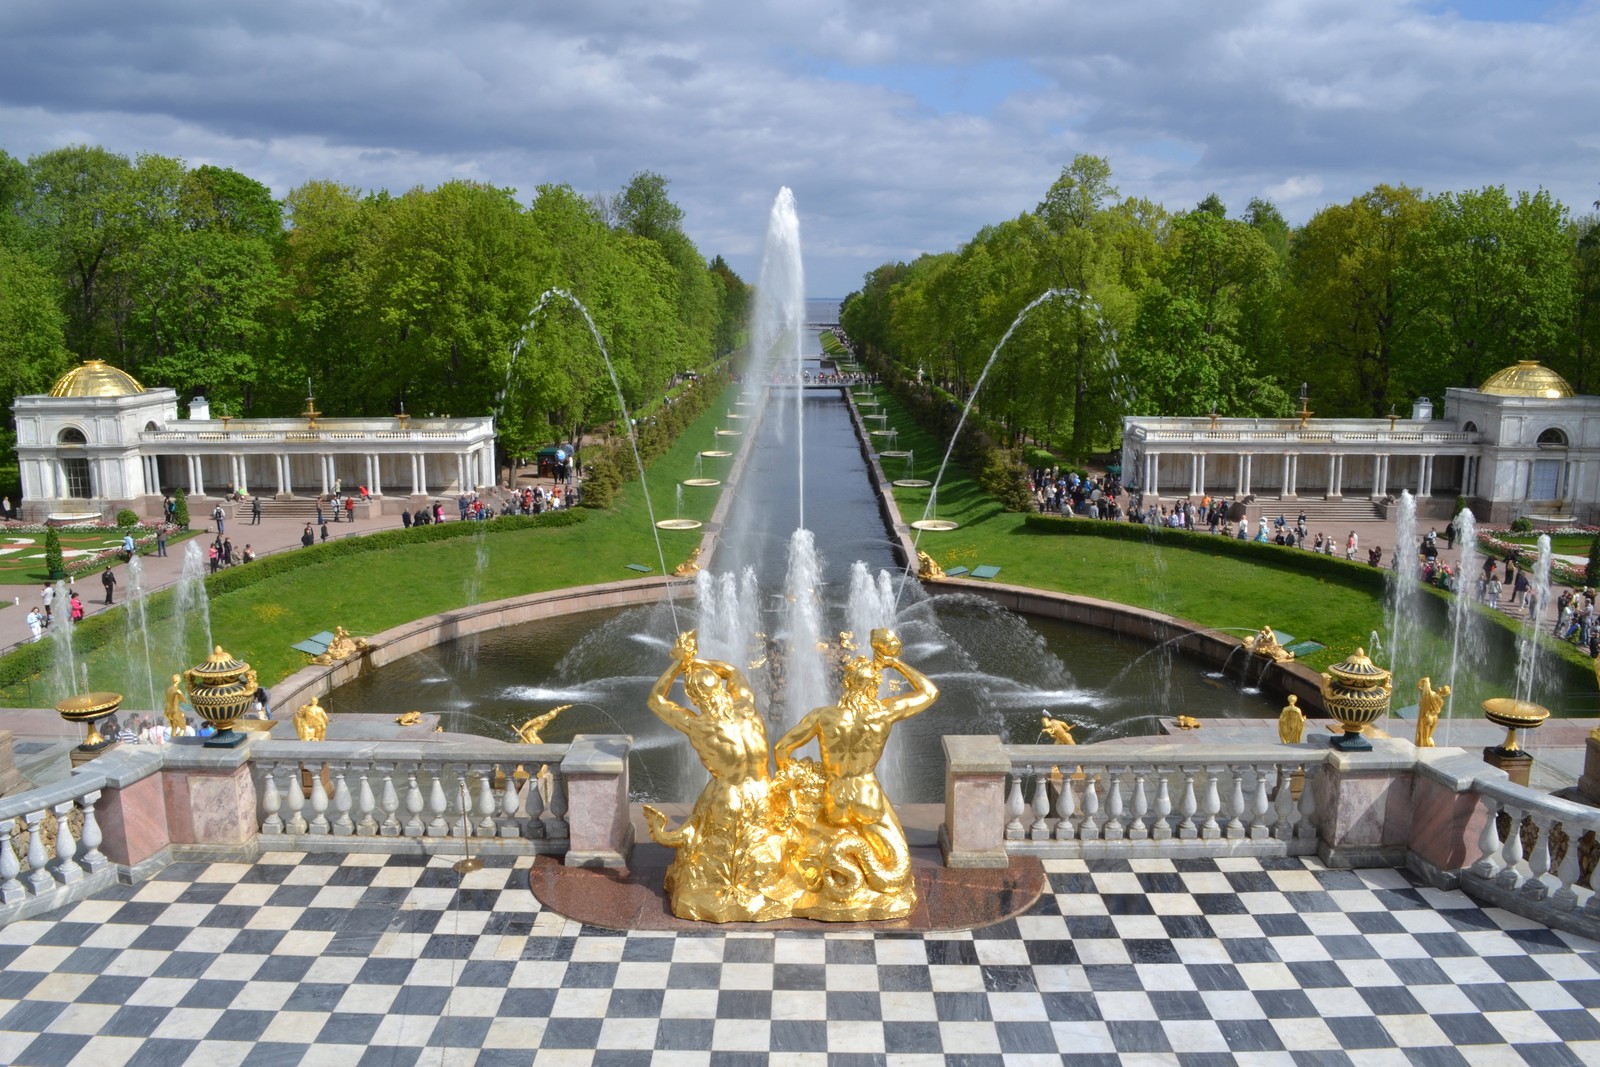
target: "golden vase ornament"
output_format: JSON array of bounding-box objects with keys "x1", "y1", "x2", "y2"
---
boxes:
[
  {"x1": 55, "y1": 691, "x2": 123, "y2": 750},
  {"x1": 1319, "y1": 648, "x2": 1391, "y2": 752},
  {"x1": 186, "y1": 646, "x2": 254, "y2": 748},
  {"x1": 1481, "y1": 697, "x2": 1550, "y2": 756}
]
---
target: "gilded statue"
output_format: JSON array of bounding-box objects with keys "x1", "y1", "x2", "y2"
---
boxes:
[
  {"x1": 311, "y1": 626, "x2": 368, "y2": 665},
  {"x1": 1040, "y1": 716, "x2": 1076, "y2": 745},
  {"x1": 294, "y1": 695, "x2": 328, "y2": 741},
  {"x1": 916, "y1": 550, "x2": 945, "y2": 580},
  {"x1": 774, "y1": 628, "x2": 939, "y2": 921},
  {"x1": 673, "y1": 548, "x2": 703, "y2": 577},
  {"x1": 395, "y1": 711, "x2": 422, "y2": 726},
  {"x1": 1415, "y1": 677, "x2": 1450, "y2": 748},
  {"x1": 515, "y1": 705, "x2": 569, "y2": 745},
  {"x1": 1278, "y1": 694, "x2": 1305, "y2": 744},
  {"x1": 164, "y1": 674, "x2": 186, "y2": 734},
  {"x1": 641, "y1": 630, "x2": 791, "y2": 922},
  {"x1": 1242, "y1": 625, "x2": 1295, "y2": 663},
  {"x1": 1174, "y1": 715, "x2": 1202, "y2": 730}
]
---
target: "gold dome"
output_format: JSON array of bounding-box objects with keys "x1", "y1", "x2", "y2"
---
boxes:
[
  {"x1": 1479, "y1": 361, "x2": 1574, "y2": 399},
  {"x1": 47, "y1": 360, "x2": 145, "y2": 398}
]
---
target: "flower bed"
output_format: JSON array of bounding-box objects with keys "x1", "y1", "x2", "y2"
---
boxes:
[{"x1": 1476, "y1": 526, "x2": 1595, "y2": 587}]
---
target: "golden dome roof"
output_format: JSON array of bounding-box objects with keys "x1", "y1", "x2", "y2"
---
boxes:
[
  {"x1": 47, "y1": 360, "x2": 145, "y2": 398},
  {"x1": 1479, "y1": 361, "x2": 1574, "y2": 399}
]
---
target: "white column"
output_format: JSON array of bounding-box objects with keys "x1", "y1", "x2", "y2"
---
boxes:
[
  {"x1": 189, "y1": 456, "x2": 202, "y2": 496},
  {"x1": 372, "y1": 455, "x2": 383, "y2": 497},
  {"x1": 1375, "y1": 455, "x2": 1388, "y2": 497},
  {"x1": 1286, "y1": 454, "x2": 1298, "y2": 497},
  {"x1": 1197, "y1": 454, "x2": 1206, "y2": 496},
  {"x1": 1422, "y1": 455, "x2": 1434, "y2": 498},
  {"x1": 1236, "y1": 454, "x2": 1246, "y2": 495},
  {"x1": 458, "y1": 453, "x2": 468, "y2": 492},
  {"x1": 415, "y1": 454, "x2": 426, "y2": 495},
  {"x1": 1417, "y1": 456, "x2": 1427, "y2": 495},
  {"x1": 481, "y1": 447, "x2": 494, "y2": 489},
  {"x1": 275, "y1": 455, "x2": 287, "y2": 496},
  {"x1": 1243, "y1": 455, "x2": 1253, "y2": 496}
]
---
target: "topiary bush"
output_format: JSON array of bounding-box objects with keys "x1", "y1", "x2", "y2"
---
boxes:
[
  {"x1": 116, "y1": 509, "x2": 139, "y2": 528},
  {"x1": 1510, "y1": 516, "x2": 1535, "y2": 535},
  {"x1": 174, "y1": 488, "x2": 190, "y2": 530},
  {"x1": 44, "y1": 527, "x2": 66, "y2": 580}
]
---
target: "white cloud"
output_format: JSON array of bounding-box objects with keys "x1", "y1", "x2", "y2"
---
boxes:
[{"x1": 1, "y1": 0, "x2": 1597, "y2": 294}]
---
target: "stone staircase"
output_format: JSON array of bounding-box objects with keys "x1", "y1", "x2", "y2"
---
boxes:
[
  {"x1": 224, "y1": 496, "x2": 372, "y2": 522},
  {"x1": 1239, "y1": 496, "x2": 1381, "y2": 525}
]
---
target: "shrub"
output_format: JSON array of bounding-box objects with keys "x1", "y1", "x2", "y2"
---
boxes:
[
  {"x1": 174, "y1": 488, "x2": 190, "y2": 530},
  {"x1": 980, "y1": 448, "x2": 1035, "y2": 513},
  {"x1": 580, "y1": 456, "x2": 624, "y2": 509},
  {"x1": 1023, "y1": 446, "x2": 1057, "y2": 471},
  {"x1": 1455, "y1": 496, "x2": 1469, "y2": 519},
  {"x1": 1588, "y1": 535, "x2": 1599, "y2": 587},
  {"x1": 44, "y1": 527, "x2": 66, "y2": 580},
  {"x1": 1510, "y1": 516, "x2": 1535, "y2": 535},
  {"x1": 116, "y1": 509, "x2": 139, "y2": 528}
]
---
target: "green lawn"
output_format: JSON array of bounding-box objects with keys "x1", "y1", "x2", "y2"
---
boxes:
[{"x1": 1499, "y1": 534, "x2": 1595, "y2": 557}]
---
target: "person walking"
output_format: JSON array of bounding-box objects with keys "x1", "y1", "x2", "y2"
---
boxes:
[
  {"x1": 101, "y1": 565, "x2": 117, "y2": 605},
  {"x1": 301, "y1": 523, "x2": 314, "y2": 549},
  {"x1": 155, "y1": 524, "x2": 168, "y2": 557},
  {"x1": 26, "y1": 607, "x2": 43, "y2": 642},
  {"x1": 251, "y1": 495, "x2": 262, "y2": 525},
  {"x1": 212, "y1": 502, "x2": 225, "y2": 535},
  {"x1": 69, "y1": 592, "x2": 83, "y2": 623}
]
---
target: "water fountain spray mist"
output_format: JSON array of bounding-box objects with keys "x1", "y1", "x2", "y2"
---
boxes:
[
  {"x1": 1442, "y1": 508, "x2": 1484, "y2": 745},
  {"x1": 1514, "y1": 535, "x2": 1554, "y2": 707},
  {"x1": 122, "y1": 555, "x2": 158, "y2": 711},
  {"x1": 751, "y1": 188, "x2": 807, "y2": 528}
]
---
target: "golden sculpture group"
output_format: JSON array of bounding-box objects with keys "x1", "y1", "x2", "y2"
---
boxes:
[{"x1": 642, "y1": 627, "x2": 939, "y2": 923}]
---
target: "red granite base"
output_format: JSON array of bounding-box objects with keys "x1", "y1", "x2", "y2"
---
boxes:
[{"x1": 528, "y1": 843, "x2": 1045, "y2": 932}]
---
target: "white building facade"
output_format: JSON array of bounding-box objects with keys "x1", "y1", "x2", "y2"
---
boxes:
[
  {"x1": 12, "y1": 361, "x2": 496, "y2": 520},
  {"x1": 1121, "y1": 361, "x2": 1600, "y2": 525}
]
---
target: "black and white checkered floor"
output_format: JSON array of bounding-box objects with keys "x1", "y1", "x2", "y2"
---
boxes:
[{"x1": 2, "y1": 851, "x2": 1598, "y2": 1066}]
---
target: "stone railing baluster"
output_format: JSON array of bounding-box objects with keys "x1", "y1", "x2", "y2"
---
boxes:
[
  {"x1": 355, "y1": 769, "x2": 379, "y2": 836},
  {"x1": 308, "y1": 765, "x2": 331, "y2": 835},
  {"x1": 475, "y1": 765, "x2": 497, "y2": 837},
  {"x1": 546, "y1": 767, "x2": 569, "y2": 840},
  {"x1": 1272, "y1": 767, "x2": 1296, "y2": 840},
  {"x1": 1127, "y1": 769, "x2": 1150, "y2": 841},
  {"x1": 1080, "y1": 774, "x2": 1102, "y2": 840},
  {"x1": 1200, "y1": 769, "x2": 1222, "y2": 840},
  {"x1": 1177, "y1": 768, "x2": 1198, "y2": 839},
  {"x1": 1553, "y1": 825, "x2": 1582, "y2": 912},
  {"x1": 75, "y1": 791, "x2": 106, "y2": 874},
  {"x1": 1004, "y1": 772, "x2": 1025, "y2": 840},
  {"x1": 1224, "y1": 769, "x2": 1246, "y2": 839},
  {"x1": 260, "y1": 764, "x2": 284, "y2": 835},
  {"x1": 1472, "y1": 796, "x2": 1503, "y2": 878},
  {"x1": 378, "y1": 767, "x2": 401, "y2": 837},
  {"x1": 1497, "y1": 806, "x2": 1525, "y2": 890},
  {"x1": 1052, "y1": 768, "x2": 1076, "y2": 840},
  {"x1": 286, "y1": 765, "x2": 309, "y2": 834},
  {"x1": 496, "y1": 765, "x2": 522, "y2": 837},
  {"x1": 1103, "y1": 768, "x2": 1125, "y2": 841},
  {"x1": 1295, "y1": 767, "x2": 1317, "y2": 841},
  {"x1": 404, "y1": 769, "x2": 425, "y2": 837},
  {"x1": 1029, "y1": 770, "x2": 1051, "y2": 840},
  {"x1": 0, "y1": 823, "x2": 22, "y2": 905},
  {"x1": 1152, "y1": 773, "x2": 1173, "y2": 840},
  {"x1": 525, "y1": 768, "x2": 547, "y2": 839},
  {"x1": 330, "y1": 765, "x2": 354, "y2": 836},
  {"x1": 49, "y1": 801, "x2": 82, "y2": 885},
  {"x1": 23, "y1": 811, "x2": 51, "y2": 894},
  {"x1": 426, "y1": 770, "x2": 449, "y2": 837},
  {"x1": 1523, "y1": 814, "x2": 1552, "y2": 902},
  {"x1": 1248, "y1": 767, "x2": 1270, "y2": 840}
]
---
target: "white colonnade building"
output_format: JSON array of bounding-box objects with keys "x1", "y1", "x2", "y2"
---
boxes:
[
  {"x1": 12, "y1": 361, "x2": 496, "y2": 519},
  {"x1": 1121, "y1": 361, "x2": 1600, "y2": 525}
]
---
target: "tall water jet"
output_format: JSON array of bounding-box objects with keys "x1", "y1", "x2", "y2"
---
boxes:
[
  {"x1": 172, "y1": 541, "x2": 214, "y2": 668},
  {"x1": 846, "y1": 561, "x2": 898, "y2": 650},
  {"x1": 1514, "y1": 535, "x2": 1554, "y2": 708},
  {"x1": 781, "y1": 529, "x2": 828, "y2": 726},
  {"x1": 751, "y1": 188, "x2": 807, "y2": 528},
  {"x1": 1383, "y1": 490, "x2": 1421, "y2": 724},
  {"x1": 121, "y1": 555, "x2": 158, "y2": 712},
  {"x1": 47, "y1": 580, "x2": 79, "y2": 701},
  {"x1": 1442, "y1": 508, "x2": 1484, "y2": 744}
]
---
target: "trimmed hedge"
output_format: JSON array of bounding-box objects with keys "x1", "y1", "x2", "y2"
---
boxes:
[
  {"x1": 1020, "y1": 513, "x2": 1391, "y2": 594},
  {"x1": 0, "y1": 510, "x2": 588, "y2": 691}
]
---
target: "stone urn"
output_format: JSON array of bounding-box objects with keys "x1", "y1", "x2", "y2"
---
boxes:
[
  {"x1": 1481, "y1": 697, "x2": 1550, "y2": 757},
  {"x1": 186, "y1": 646, "x2": 254, "y2": 748},
  {"x1": 55, "y1": 691, "x2": 123, "y2": 751},
  {"x1": 1320, "y1": 648, "x2": 1392, "y2": 752}
]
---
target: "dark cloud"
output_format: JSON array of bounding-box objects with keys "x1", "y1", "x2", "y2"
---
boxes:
[{"x1": 1, "y1": 0, "x2": 1596, "y2": 294}]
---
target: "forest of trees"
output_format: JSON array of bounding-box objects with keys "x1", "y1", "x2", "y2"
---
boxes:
[
  {"x1": 841, "y1": 155, "x2": 1600, "y2": 461},
  {"x1": 0, "y1": 145, "x2": 749, "y2": 461}
]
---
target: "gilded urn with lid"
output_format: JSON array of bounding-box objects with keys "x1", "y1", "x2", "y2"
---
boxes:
[
  {"x1": 1320, "y1": 648, "x2": 1392, "y2": 752},
  {"x1": 186, "y1": 645, "x2": 253, "y2": 748}
]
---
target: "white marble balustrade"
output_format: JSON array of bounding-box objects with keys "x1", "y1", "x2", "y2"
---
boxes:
[
  {"x1": 1463, "y1": 777, "x2": 1600, "y2": 941},
  {"x1": 999, "y1": 746, "x2": 1324, "y2": 860},
  {"x1": 254, "y1": 745, "x2": 571, "y2": 856},
  {"x1": 0, "y1": 770, "x2": 113, "y2": 924}
]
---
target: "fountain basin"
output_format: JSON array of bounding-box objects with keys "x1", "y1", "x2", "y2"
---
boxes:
[
  {"x1": 879, "y1": 450, "x2": 911, "y2": 459},
  {"x1": 654, "y1": 519, "x2": 703, "y2": 531},
  {"x1": 894, "y1": 479, "x2": 933, "y2": 488},
  {"x1": 910, "y1": 519, "x2": 960, "y2": 532},
  {"x1": 681, "y1": 479, "x2": 721, "y2": 488},
  {"x1": 699, "y1": 450, "x2": 732, "y2": 458}
]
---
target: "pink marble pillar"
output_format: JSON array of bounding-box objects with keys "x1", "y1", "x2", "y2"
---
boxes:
[
  {"x1": 941, "y1": 735, "x2": 1011, "y2": 868},
  {"x1": 1407, "y1": 750, "x2": 1500, "y2": 888},
  {"x1": 561, "y1": 735, "x2": 634, "y2": 868},
  {"x1": 96, "y1": 771, "x2": 172, "y2": 871},
  {"x1": 161, "y1": 763, "x2": 258, "y2": 849},
  {"x1": 1313, "y1": 742, "x2": 1414, "y2": 868}
]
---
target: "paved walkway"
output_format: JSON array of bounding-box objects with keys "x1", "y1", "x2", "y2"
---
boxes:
[{"x1": 2, "y1": 850, "x2": 1597, "y2": 1066}]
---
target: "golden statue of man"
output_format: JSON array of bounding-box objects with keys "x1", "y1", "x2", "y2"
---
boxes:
[
  {"x1": 774, "y1": 628, "x2": 939, "y2": 921},
  {"x1": 641, "y1": 629, "x2": 790, "y2": 922},
  {"x1": 1040, "y1": 716, "x2": 1076, "y2": 745},
  {"x1": 164, "y1": 674, "x2": 186, "y2": 734},
  {"x1": 515, "y1": 705, "x2": 568, "y2": 744},
  {"x1": 294, "y1": 695, "x2": 328, "y2": 741},
  {"x1": 1278, "y1": 694, "x2": 1305, "y2": 744},
  {"x1": 1416, "y1": 677, "x2": 1450, "y2": 748}
]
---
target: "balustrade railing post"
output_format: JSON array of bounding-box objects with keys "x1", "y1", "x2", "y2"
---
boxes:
[
  {"x1": 404, "y1": 769, "x2": 425, "y2": 837},
  {"x1": 1472, "y1": 797, "x2": 1503, "y2": 879},
  {"x1": 1004, "y1": 772, "x2": 1025, "y2": 841},
  {"x1": 426, "y1": 770, "x2": 450, "y2": 837},
  {"x1": 330, "y1": 765, "x2": 354, "y2": 836},
  {"x1": 308, "y1": 764, "x2": 331, "y2": 835},
  {"x1": 379, "y1": 767, "x2": 401, "y2": 837},
  {"x1": 0, "y1": 822, "x2": 23, "y2": 904},
  {"x1": 1152, "y1": 773, "x2": 1173, "y2": 841},
  {"x1": 474, "y1": 766, "x2": 497, "y2": 837},
  {"x1": 285, "y1": 764, "x2": 308, "y2": 835},
  {"x1": 1028, "y1": 770, "x2": 1051, "y2": 840},
  {"x1": 22, "y1": 811, "x2": 51, "y2": 894},
  {"x1": 49, "y1": 801, "x2": 83, "y2": 885},
  {"x1": 1177, "y1": 768, "x2": 1198, "y2": 840},
  {"x1": 260, "y1": 764, "x2": 284, "y2": 835},
  {"x1": 76, "y1": 790, "x2": 107, "y2": 875},
  {"x1": 1053, "y1": 768, "x2": 1076, "y2": 841},
  {"x1": 356, "y1": 769, "x2": 379, "y2": 836}
]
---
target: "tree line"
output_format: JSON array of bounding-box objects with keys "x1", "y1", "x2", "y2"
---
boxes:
[
  {"x1": 0, "y1": 145, "x2": 749, "y2": 460},
  {"x1": 839, "y1": 155, "x2": 1600, "y2": 460}
]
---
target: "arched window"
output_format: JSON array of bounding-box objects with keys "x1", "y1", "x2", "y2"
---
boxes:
[
  {"x1": 1537, "y1": 427, "x2": 1569, "y2": 447},
  {"x1": 144, "y1": 421, "x2": 159, "y2": 432},
  {"x1": 1462, "y1": 421, "x2": 1478, "y2": 434},
  {"x1": 58, "y1": 427, "x2": 87, "y2": 445}
]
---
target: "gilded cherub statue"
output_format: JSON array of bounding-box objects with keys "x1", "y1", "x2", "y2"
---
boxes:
[
  {"x1": 164, "y1": 674, "x2": 187, "y2": 734},
  {"x1": 1278, "y1": 694, "x2": 1306, "y2": 744},
  {"x1": 515, "y1": 705, "x2": 570, "y2": 745},
  {"x1": 311, "y1": 626, "x2": 368, "y2": 665},
  {"x1": 1242, "y1": 625, "x2": 1295, "y2": 663},
  {"x1": 1175, "y1": 715, "x2": 1202, "y2": 730},
  {"x1": 1040, "y1": 716, "x2": 1076, "y2": 745},
  {"x1": 395, "y1": 711, "x2": 422, "y2": 726},
  {"x1": 916, "y1": 550, "x2": 945, "y2": 580},
  {"x1": 1415, "y1": 677, "x2": 1450, "y2": 748},
  {"x1": 294, "y1": 695, "x2": 328, "y2": 741},
  {"x1": 673, "y1": 548, "x2": 703, "y2": 577}
]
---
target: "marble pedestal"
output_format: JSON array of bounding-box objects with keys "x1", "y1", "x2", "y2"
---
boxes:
[{"x1": 1483, "y1": 747, "x2": 1533, "y2": 787}]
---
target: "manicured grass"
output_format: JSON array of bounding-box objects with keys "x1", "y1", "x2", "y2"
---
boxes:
[
  {"x1": 1499, "y1": 534, "x2": 1595, "y2": 557},
  {"x1": 0, "y1": 384, "x2": 739, "y2": 704}
]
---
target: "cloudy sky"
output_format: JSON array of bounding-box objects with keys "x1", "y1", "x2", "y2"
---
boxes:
[{"x1": 2, "y1": 0, "x2": 1597, "y2": 297}]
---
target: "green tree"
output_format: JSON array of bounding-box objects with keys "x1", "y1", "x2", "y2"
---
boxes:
[
  {"x1": 1407, "y1": 186, "x2": 1576, "y2": 398},
  {"x1": 174, "y1": 488, "x2": 190, "y2": 530},
  {"x1": 0, "y1": 243, "x2": 71, "y2": 412},
  {"x1": 612, "y1": 171, "x2": 685, "y2": 243},
  {"x1": 44, "y1": 527, "x2": 65, "y2": 580}
]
